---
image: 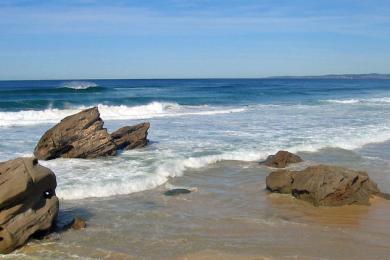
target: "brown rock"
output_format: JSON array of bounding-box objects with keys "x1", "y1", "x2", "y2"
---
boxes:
[
  {"x1": 266, "y1": 165, "x2": 381, "y2": 206},
  {"x1": 0, "y1": 157, "x2": 59, "y2": 253},
  {"x1": 34, "y1": 107, "x2": 117, "y2": 160},
  {"x1": 111, "y1": 122, "x2": 150, "y2": 150},
  {"x1": 262, "y1": 150, "x2": 303, "y2": 168},
  {"x1": 71, "y1": 217, "x2": 86, "y2": 230}
]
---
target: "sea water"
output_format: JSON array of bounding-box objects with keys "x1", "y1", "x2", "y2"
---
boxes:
[
  {"x1": 1, "y1": 79, "x2": 390, "y2": 258},
  {"x1": 1, "y1": 78, "x2": 390, "y2": 199}
]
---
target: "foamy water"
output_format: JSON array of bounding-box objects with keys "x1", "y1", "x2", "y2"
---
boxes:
[
  {"x1": 324, "y1": 96, "x2": 390, "y2": 104},
  {"x1": 37, "y1": 101, "x2": 390, "y2": 200}
]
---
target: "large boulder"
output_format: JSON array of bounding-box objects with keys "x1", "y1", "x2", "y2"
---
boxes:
[
  {"x1": 261, "y1": 150, "x2": 303, "y2": 168},
  {"x1": 34, "y1": 107, "x2": 117, "y2": 160},
  {"x1": 0, "y1": 157, "x2": 59, "y2": 253},
  {"x1": 266, "y1": 165, "x2": 381, "y2": 206},
  {"x1": 111, "y1": 122, "x2": 150, "y2": 150}
]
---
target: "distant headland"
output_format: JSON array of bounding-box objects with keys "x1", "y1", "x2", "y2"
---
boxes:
[{"x1": 268, "y1": 73, "x2": 390, "y2": 79}]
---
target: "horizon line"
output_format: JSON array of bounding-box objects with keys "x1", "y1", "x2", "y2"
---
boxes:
[{"x1": 0, "y1": 73, "x2": 389, "y2": 82}]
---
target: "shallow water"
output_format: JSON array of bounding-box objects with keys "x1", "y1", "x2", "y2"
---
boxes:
[{"x1": 3, "y1": 146, "x2": 389, "y2": 259}]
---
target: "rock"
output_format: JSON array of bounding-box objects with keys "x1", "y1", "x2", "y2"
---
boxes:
[
  {"x1": 34, "y1": 107, "x2": 117, "y2": 160},
  {"x1": 262, "y1": 150, "x2": 303, "y2": 168},
  {"x1": 34, "y1": 107, "x2": 151, "y2": 160},
  {"x1": 0, "y1": 157, "x2": 59, "y2": 254},
  {"x1": 52, "y1": 214, "x2": 86, "y2": 232},
  {"x1": 71, "y1": 217, "x2": 86, "y2": 230},
  {"x1": 265, "y1": 170, "x2": 294, "y2": 194},
  {"x1": 111, "y1": 122, "x2": 150, "y2": 150},
  {"x1": 164, "y1": 189, "x2": 192, "y2": 196},
  {"x1": 266, "y1": 165, "x2": 381, "y2": 206}
]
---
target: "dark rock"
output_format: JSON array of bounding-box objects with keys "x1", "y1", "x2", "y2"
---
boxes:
[
  {"x1": 71, "y1": 217, "x2": 86, "y2": 230},
  {"x1": 34, "y1": 107, "x2": 117, "y2": 160},
  {"x1": 266, "y1": 165, "x2": 381, "y2": 206},
  {"x1": 111, "y1": 122, "x2": 150, "y2": 150},
  {"x1": 53, "y1": 214, "x2": 86, "y2": 233},
  {"x1": 262, "y1": 150, "x2": 303, "y2": 168},
  {"x1": 0, "y1": 157, "x2": 59, "y2": 254},
  {"x1": 164, "y1": 189, "x2": 192, "y2": 196}
]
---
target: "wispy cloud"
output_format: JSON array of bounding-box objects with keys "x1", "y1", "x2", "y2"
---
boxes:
[
  {"x1": 1, "y1": 1, "x2": 390, "y2": 79},
  {"x1": 0, "y1": 1, "x2": 389, "y2": 37}
]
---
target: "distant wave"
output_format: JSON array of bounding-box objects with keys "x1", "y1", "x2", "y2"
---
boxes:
[
  {"x1": 0, "y1": 102, "x2": 247, "y2": 127},
  {"x1": 323, "y1": 99, "x2": 360, "y2": 104},
  {"x1": 0, "y1": 81, "x2": 105, "y2": 97},
  {"x1": 60, "y1": 81, "x2": 99, "y2": 90},
  {"x1": 323, "y1": 97, "x2": 390, "y2": 104}
]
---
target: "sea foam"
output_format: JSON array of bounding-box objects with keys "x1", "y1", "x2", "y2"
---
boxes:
[
  {"x1": 0, "y1": 102, "x2": 247, "y2": 127},
  {"x1": 45, "y1": 126, "x2": 390, "y2": 200},
  {"x1": 324, "y1": 97, "x2": 390, "y2": 104}
]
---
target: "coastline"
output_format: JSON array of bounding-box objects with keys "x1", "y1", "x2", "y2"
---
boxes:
[{"x1": 5, "y1": 144, "x2": 390, "y2": 259}]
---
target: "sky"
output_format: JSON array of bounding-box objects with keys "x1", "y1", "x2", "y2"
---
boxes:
[{"x1": 0, "y1": 0, "x2": 390, "y2": 80}]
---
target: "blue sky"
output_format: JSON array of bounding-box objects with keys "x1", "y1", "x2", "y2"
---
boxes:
[{"x1": 0, "y1": 0, "x2": 390, "y2": 79}]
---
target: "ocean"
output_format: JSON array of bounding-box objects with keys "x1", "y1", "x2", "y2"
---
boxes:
[{"x1": 1, "y1": 78, "x2": 390, "y2": 258}]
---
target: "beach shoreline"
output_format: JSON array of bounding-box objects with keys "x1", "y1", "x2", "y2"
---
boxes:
[{"x1": 4, "y1": 144, "x2": 389, "y2": 259}]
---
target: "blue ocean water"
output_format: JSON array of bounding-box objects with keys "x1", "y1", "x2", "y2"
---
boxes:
[
  {"x1": 0, "y1": 79, "x2": 390, "y2": 199},
  {"x1": 1, "y1": 78, "x2": 390, "y2": 111}
]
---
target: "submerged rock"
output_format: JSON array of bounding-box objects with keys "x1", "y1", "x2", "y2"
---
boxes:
[
  {"x1": 71, "y1": 216, "x2": 87, "y2": 230},
  {"x1": 33, "y1": 107, "x2": 150, "y2": 160},
  {"x1": 0, "y1": 157, "x2": 59, "y2": 254},
  {"x1": 266, "y1": 165, "x2": 381, "y2": 206},
  {"x1": 164, "y1": 189, "x2": 192, "y2": 196},
  {"x1": 261, "y1": 150, "x2": 303, "y2": 168},
  {"x1": 111, "y1": 122, "x2": 150, "y2": 150},
  {"x1": 52, "y1": 214, "x2": 86, "y2": 233}
]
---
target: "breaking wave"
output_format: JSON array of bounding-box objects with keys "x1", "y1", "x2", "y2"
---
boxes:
[
  {"x1": 60, "y1": 81, "x2": 99, "y2": 90},
  {"x1": 323, "y1": 97, "x2": 390, "y2": 104},
  {"x1": 0, "y1": 102, "x2": 247, "y2": 127},
  {"x1": 43, "y1": 127, "x2": 390, "y2": 200}
]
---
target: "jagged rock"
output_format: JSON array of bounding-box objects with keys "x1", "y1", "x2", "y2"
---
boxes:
[
  {"x1": 261, "y1": 150, "x2": 303, "y2": 168},
  {"x1": 266, "y1": 165, "x2": 381, "y2": 206},
  {"x1": 111, "y1": 122, "x2": 150, "y2": 150},
  {"x1": 34, "y1": 107, "x2": 151, "y2": 160},
  {"x1": 34, "y1": 107, "x2": 117, "y2": 160},
  {"x1": 0, "y1": 157, "x2": 59, "y2": 254}
]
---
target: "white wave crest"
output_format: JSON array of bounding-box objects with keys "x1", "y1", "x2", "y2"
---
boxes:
[
  {"x1": 61, "y1": 81, "x2": 99, "y2": 90},
  {"x1": 367, "y1": 97, "x2": 390, "y2": 103},
  {"x1": 323, "y1": 97, "x2": 390, "y2": 104},
  {"x1": 0, "y1": 102, "x2": 247, "y2": 127},
  {"x1": 324, "y1": 99, "x2": 360, "y2": 104}
]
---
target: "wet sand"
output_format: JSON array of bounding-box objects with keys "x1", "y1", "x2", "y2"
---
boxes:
[{"x1": 5, "y1": 146, "x2": 390, "y2": 259}]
